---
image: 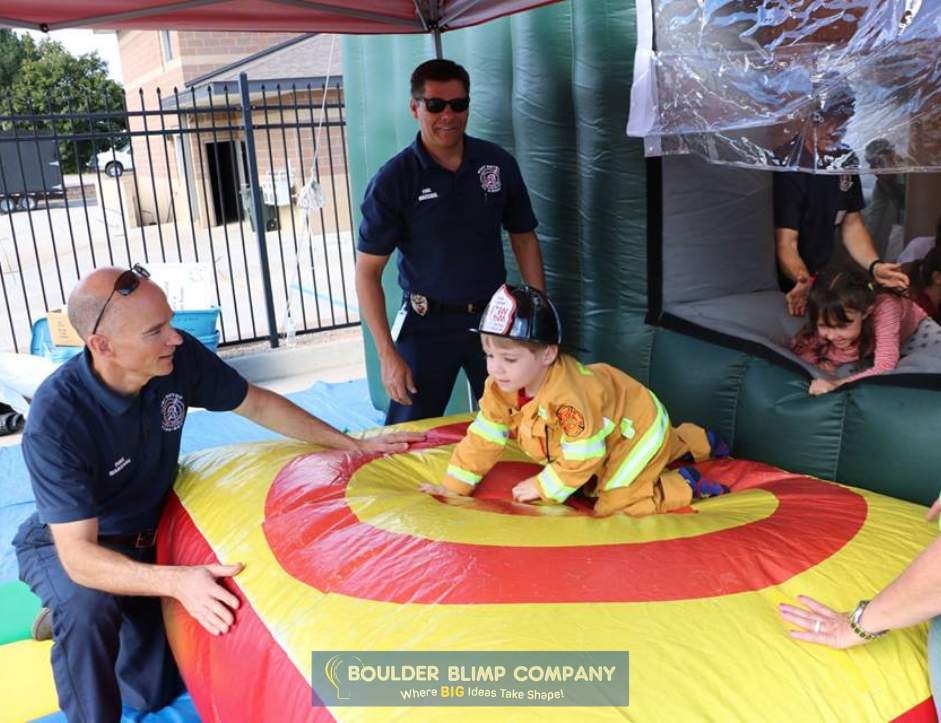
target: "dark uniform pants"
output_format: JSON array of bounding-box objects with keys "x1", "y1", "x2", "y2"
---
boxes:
[
  {"x1": 386, "y1": 306, "x2": 488, "y2": 424},
  {"x1": 13, "y1": 514, "x2": 183, "y2": 723}
]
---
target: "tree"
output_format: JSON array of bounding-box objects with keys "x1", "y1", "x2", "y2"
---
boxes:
[
  {"x1": 2, "y1": 37, "x2": 126, "y2": 173},
  {"x1": 0, "y1": 30, "x2": 29, "y2": 90}
]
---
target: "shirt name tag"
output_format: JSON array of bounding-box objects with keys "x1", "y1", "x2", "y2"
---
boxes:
[
  {"x1": 418, "y1": 187, "x2": 438, "y2": 202},
  {"x1": 109, "y1": 457, "x2": 131, "y2": 477}
]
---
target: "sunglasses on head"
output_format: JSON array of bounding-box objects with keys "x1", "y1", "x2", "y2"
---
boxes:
[
  {"x1": 414, "y1": 96, "x2": 470, "y2": 114},
  {"x1": 91, "y1": 263, "x2": 151, "y2": 335}
]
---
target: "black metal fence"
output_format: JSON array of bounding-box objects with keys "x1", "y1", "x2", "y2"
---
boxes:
[{"x1": 0, "y1": 74, "x2": 359, "y2": 354}]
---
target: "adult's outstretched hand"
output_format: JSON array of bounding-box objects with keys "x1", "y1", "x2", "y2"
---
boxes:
[
  {"x1": 356, "y1": 430, "x2": 425, "y2": 454},
  {"x1": 778, "y1": 595, "x2": 865, "y2": 649}
]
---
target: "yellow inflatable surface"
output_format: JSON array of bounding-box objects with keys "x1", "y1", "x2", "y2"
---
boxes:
[
  {"x1": 0, "y1": 640, "x2": 57, "y2": 723},
  {"x1": 159, "y1": 416, "x2": 936, "y2": 722}
]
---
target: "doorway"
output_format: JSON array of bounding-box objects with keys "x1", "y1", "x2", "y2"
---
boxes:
[{"x1": 206, "y1": 140, "x2": 247, "y2": 225}]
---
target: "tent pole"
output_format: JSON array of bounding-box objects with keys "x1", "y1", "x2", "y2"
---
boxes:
[{"x1": 433, "y1": 28, "x2": 443, "y2": 58}]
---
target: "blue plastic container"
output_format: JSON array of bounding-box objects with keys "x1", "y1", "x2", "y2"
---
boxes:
[
  {"x1": 171, "y1": 309, "x2": 220, "y2": 337},
  {"x1": 197, "y1": 330, "x2": 221, "y2": 353}
]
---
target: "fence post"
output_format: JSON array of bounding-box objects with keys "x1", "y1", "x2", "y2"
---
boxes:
[{"x1": 238, "y1": 72, "x2": 280, "y2": 348}]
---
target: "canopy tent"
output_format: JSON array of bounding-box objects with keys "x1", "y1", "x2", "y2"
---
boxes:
[
  {"x1": 0, "y1": 0, "x2": 561, "y2": 56},
  {"x1": 628, "y1": 0, "x2": 941, "y2": 173}
]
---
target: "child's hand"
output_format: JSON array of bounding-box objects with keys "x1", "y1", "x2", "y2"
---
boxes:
[
  {"x1": 809, "y1": 378, "x2": 839, "y2": 396},
  {"x1": 418, "y1": 483, "x2": 458, "y2": 497},
  {"x1": 926, "y1": 499, "x2": 941, "y2": 522},
  {"x1": 817, "y1": 359, "x2": 837, "y2": 375},
  {"x1": 512, "y1": 478, "x2": 541, "y2": 503}
]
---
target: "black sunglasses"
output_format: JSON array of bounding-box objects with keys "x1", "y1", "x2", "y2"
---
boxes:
[
  {"x1": 414, "y1": 96, "x2": 470, "y2": 114},
  {"x1": 91, "y1": 263, "x2": 151, "y2": 335}
]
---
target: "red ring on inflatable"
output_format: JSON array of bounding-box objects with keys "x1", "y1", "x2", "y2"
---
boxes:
[{"x1": 264, "y1": 423, "x2": 867, "y2": 604}]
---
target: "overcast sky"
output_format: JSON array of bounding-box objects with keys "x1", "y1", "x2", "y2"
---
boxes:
[{"x1": 17, "y1": 29, "x2": 123, "y2": 83}]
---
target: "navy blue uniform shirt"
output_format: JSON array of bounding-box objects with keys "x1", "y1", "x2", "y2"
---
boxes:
[
  {"x1": 22, "y1": 332, "x2": 249, "y2": 534},
  {"x1": 773, "y1": 144, "x2": 865, "y2": 278},
  {"x1": 358, "y1": 132, "x2": 538, "y2": 304}
]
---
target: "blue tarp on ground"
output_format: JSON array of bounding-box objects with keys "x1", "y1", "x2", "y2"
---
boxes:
[
  {"x1": 0, "y1": 378, "x2": 382, "y2": 583},
  {"x1": 33, "y1": 692, "x2": 199, "y2": 723}
]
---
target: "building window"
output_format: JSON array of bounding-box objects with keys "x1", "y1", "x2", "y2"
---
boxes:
[{"x1": 160, "y1": 31, "x2": 174, "y2": 62}]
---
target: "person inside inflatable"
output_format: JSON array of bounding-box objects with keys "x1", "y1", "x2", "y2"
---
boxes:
[{"x1": 633, "y1": 1, "x2": 941, "y2": 387}]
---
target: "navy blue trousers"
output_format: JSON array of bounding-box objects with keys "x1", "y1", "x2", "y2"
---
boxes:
[
  {"x1": 14, "y1": 514, "x2": 183, "y2": 723},
  {"x1": 385, "y1": 306, "x2": 488, "y2": 424}
]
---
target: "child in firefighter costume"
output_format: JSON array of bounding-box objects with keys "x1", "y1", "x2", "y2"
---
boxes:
[{"x1": 423, "y1": 284, "x2": 731, "y2": 516}]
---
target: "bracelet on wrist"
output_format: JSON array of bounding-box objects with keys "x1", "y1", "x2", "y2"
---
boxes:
[
  {"x1": 868, "y1": 259, "x2": 884, "y2": 279},
  {"x1": 848, "y1": 600, "x2": 888, "y2": 641}
]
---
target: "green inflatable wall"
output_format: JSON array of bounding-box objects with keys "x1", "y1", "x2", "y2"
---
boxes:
[{"x1": 342, "y1": 2, "x2": 941, "y2": 505}]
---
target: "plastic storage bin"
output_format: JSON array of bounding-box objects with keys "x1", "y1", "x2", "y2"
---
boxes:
[
  {"x1": 171, "y1": 309, "x2": 220, "y2": 337},
  {"x1": 197, "y1": 330, "x2": 221, "y2": 353}
]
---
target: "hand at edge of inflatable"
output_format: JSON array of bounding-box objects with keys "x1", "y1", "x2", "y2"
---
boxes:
[
  {"x1": 786, "y1": 277, "x2": 812, "y2": 317},
  {"x1": 356, "y1": 431, "x2": 426, "y2": 454},
  {"x1": 172, "y1": 563, "x2": 244, "y2": 637},
  {"x1": 512, "y1": 477, "x2": 541, "y2": 503},
  {"x1": 926, "y1": 499, "x2": 941, "y2": 522},
  {"x1": 418, "y1": 483, "x2": 459, "y2": 497},
  {"x1": 778, "y1": 595, "x2": 865, "y2": 649},
  {"x1": 809, "y1": 378, "x2": 839, "y2": 396}
]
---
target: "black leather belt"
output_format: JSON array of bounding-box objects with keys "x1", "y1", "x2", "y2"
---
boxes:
[
  {"x1": 409, "y1": 293, "x2": 488, "y2": 316},
  {"x1": 99, "y1": 530, "x2": 157, "y2": 549}
]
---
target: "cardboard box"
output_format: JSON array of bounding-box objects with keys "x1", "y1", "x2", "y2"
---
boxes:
[{"x1": 46, "y1": 308, "x2": 84, "y2": 347}]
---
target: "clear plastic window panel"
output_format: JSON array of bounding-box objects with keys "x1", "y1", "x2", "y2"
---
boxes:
[{"x1": 628, "y1": 0, "x2": 941, "y2": 173}]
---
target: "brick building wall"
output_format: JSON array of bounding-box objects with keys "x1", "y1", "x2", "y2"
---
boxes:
[{"x1": 113, "y1": 31, "x2": 348, "y2": 232}]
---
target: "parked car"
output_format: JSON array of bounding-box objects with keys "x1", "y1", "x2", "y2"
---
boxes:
[{"x1": 87, "y1": 144, "x2": 133, "y2": 178}]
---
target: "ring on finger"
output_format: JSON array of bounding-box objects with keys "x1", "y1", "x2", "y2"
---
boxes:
[{"x1": 813, "y1": 620, "x2": 822, "y2": 634}]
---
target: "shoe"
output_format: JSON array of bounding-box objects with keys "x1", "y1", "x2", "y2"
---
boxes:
[
  {"x1": 679, "y1": 467, "x2": 730, "y2": 498},
  {"x1": 678, "y1": 429, "x2": 731, "y2": 463},
  {"x1": 0, "y1": 412, "x2": 24, "y2": 436},
  {"x1": 706, "y1": 429, "x2": 730, "y2": 459},
  {"x1": 31, "y1": 607, "x2": 53, "y2": 641}
]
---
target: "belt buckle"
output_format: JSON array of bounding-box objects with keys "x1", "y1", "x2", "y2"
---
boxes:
[
  {"x1": 136, "y1": 530, "x2": 156, "y2": 548},
  {"x1": 409, "y1": 293, "x2": 428, "y2": 316}
]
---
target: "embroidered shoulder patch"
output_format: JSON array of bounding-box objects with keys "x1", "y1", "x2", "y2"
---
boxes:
[{"x1": 557, "y1": 404, "x2": 586, "y2": 437}]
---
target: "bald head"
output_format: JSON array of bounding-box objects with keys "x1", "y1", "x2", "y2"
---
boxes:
[{"x1": 68, "y1": 266, "x2": 164, "y2": 339}]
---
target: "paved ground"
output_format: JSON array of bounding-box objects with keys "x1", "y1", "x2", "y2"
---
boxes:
[{"x1": 0, "y1": 184, "x2": 357, "y2": 354}]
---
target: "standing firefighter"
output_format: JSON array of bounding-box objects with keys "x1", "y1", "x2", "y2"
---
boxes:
[{"x1": 355, "y1": 58, "x2": 544, "y2": 424}]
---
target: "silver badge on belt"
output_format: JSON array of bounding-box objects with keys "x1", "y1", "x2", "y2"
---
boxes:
[{"x1": 409, "y1": 293, "x2": 429, "y2": 316}]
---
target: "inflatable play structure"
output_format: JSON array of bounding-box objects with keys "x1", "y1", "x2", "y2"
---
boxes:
[
  {"x1": 4, "y1": 1, "x2": 941, "y2": 721},
  {"x1": 344, "y1": 0, "x2": 941, "y2": 506},
  {"x1": 158, "y1": 420, "x2": 937, "y2": 720},
  {"x1": 162, "y1": 4, "x2": 940, "y2": 717}
]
